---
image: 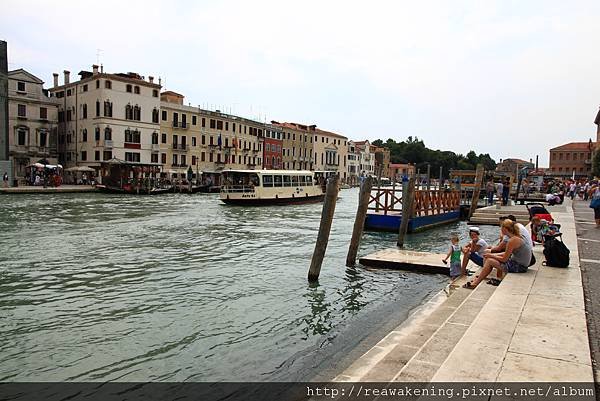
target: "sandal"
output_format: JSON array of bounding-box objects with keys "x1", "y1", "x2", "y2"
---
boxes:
[
  {"x1": 462, "y1": 282, "x2": 476, "y2": 289},
  {"x1": 486, "y1": 278, "x2": 502, "y2": 286}
]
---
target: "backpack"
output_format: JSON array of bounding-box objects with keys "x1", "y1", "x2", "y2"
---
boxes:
[{"x1": 543, "y1": 233, "x2": 570, "y2": 268}]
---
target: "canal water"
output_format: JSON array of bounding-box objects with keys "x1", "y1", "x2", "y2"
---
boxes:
[{"x1": 0, "y1": 189, "x2": 499, "y2": 382}]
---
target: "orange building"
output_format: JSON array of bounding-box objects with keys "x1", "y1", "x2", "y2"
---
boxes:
[{"x1": 548, "y1": 140, "x2": 596, "y2": 178}]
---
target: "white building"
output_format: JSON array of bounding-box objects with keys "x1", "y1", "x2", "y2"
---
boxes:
[
  {"x1": 347, "y1": 140, "x2": 360, "y2": 185},
  {"x1": 354, "y1": 140, "x2": 375, "y2": 175},
  {"x1": 7, "y1": 69, "x2": 59, "y2": 184},
  {"x1": 49, "y1": 65, "x2": 162, "y2": 174}
]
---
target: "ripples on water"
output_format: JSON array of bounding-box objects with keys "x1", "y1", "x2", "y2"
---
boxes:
[{"x1": 0, "y1": 190, "x2": 500, "y2": 382}]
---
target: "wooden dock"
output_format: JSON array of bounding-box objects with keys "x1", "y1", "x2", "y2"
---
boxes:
[
  {"x1": 359, "y1": 249, "x2": 450, "y2": 275},
  {"x1": 365, "y1": 188, "x2": 461, "y2": 232}
]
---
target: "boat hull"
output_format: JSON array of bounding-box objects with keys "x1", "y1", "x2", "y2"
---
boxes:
[
  {"x1": 96, "y1": 185, "x2": 171, "y2": 195},
  {"x1": 220, "y1": 194, "x2": 325, "y2": 206}
]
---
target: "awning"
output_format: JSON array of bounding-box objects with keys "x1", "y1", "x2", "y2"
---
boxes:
[{"x1": 65, "y1": 166, "x2": 96, "y2": 172}]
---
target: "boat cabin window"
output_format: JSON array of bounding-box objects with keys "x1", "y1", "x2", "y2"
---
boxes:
[
  {"x1": 283, "y1": 175, "x2": 291, "y2": 187},
  {"x1": 306, "y1": 175, "x2": 312, "y2": 186},
  {"x1": 291, "y1": 175, "x2": 299, "y2": 186},
  {"x1": 273, "y1": 175, "x2": 282, "y2": 187},
  {"x1": 299, "y1": 176, "x2": 306, "y2": 186},
  {"x1": 263, "y1": 175, "x2": 273, "y2": 187}
]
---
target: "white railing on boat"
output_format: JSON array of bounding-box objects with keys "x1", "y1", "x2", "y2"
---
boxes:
[{"x1": 220, "y1": 185, "x2": 256, "y2": 193}]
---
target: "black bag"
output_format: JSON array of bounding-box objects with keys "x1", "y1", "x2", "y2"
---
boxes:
[
  {"x1": 529, "y1": 253, "x2": 536, "y2": 267},
  {"x1": 543, "y1": 233, "x2": 570, "y2": 268}
]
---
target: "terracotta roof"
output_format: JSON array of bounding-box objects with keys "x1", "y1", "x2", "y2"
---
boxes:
[
  {"x1": 161, "y1": 90, "x2": 184, "y2": 98},
  {"x1": 390, "y1": 163, "x2": 413, "y2": 168},
  {"x1": 550, "y1": 141, "x2": 597, "y2": 151},
  {"x1": 501, "y1": 158, "x2": 531, "y2": 164}
]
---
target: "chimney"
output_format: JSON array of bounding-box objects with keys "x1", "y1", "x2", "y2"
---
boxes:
[
  {"x1": 92, "y1": 64, "x2": 99, "y2": 75},
  {"x1": 148, "y1": 76, "x2": 154, "y2": 84},
  {"x1": 536, "y1": 155, "x2": 539, "y2": 170},
  {"x1": 158, "y1": 77, "x2": 162, "y2": 86},
  {"x1": 53, "y1": 73, "x2": 59, "y2": 88},
  {"x1": 63, "y1": 70, "x2": 70, "y2": 85},
  {"x1": 100, "y1": 64, "x2": 104, "y2": 73}
]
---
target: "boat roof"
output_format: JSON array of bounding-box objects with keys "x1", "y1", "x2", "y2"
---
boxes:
[{"x1": 221, "y1": 169, "x2": 314, "y2": 174}]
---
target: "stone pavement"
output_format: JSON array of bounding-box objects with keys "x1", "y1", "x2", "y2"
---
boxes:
[
  {"x1": 0, "y1": 185, "x2": 96, "y2": 194},
  {"x1": 574, "y1": 200, "x2": 600, "y2": 383},
  {"x1": 334, "y1": 200, "x2": 594, "y2": 383}
]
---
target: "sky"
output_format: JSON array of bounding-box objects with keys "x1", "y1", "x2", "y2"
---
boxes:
[{"x1": 2, "y1": 0, "x2": 600, "y2": 166}]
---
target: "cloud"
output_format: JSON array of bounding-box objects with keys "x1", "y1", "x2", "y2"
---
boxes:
[{"x1": 2, "y1": 0, "x2": 599, "y2": 166}]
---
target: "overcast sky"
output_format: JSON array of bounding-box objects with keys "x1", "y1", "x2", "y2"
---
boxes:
[{"x1": 3, "y1": 0, "x2": 600, "y2": 166}]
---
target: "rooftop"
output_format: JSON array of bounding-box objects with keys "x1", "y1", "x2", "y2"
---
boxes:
[{"x1": 550, "y1": 141, "x2": 597, "y2": 151}]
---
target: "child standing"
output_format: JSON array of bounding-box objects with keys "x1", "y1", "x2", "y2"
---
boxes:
[{"x1": 442, "y1": 235, "x2": 462, "y2": 279}]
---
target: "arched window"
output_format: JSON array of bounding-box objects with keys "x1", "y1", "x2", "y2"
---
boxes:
[
  {"x1": 104, "y1": 100, "x2": 113, "y2": 117},
  {"x1": 152, "y1": 108, "x2": 159, "y2": 123},
  {"x1": 133, "y1": 105, "x2": 141, "y2": 121},
  {"x1": 126, "y1": 84, "x2": 132, "y2": 93},
  {"x1": 104, "y1": 126, "x2": 112, "y2": 140},
  {"x1": 105, "y1": 80, "x2": 112, "y2": 89},
  {"x1": 134, "y1": 86, "x2": 140, "y2": 94},
  {"x1": 152, "y1": 131, "x2": 159, "y2": 144},
  {"x1": 95, "y1": 126, "x2": 100, "y2": 141},
  {"x1": 125, "y1": 104, "x2": 133, "y2": 120}
]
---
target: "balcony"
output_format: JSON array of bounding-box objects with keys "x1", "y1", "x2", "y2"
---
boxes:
[
  {"x1": 104, "y1": 140, "x2": 113, "y2": 149},
  {"x1": 151, "y1": 143, "x2": 160, "y2": 152},
  {"x1": 172, "y1": 121, "x2": 189, "y2": 129}
]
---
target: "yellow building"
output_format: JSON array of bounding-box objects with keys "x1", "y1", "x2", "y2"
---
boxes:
[{"x1": 160, "y1": 91, "x2": 264, "y2": 183}]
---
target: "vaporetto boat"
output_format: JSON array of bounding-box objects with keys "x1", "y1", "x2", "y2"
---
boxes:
[{"x1": 220, "y1": 169, "x2": 326, "y2": 205}]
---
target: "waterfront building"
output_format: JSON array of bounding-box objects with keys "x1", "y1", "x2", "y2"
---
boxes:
[
  {"x1": 313, "y1": 127, "x2": 348, "y2": 182},
  {"x1": 160, "y1": 91, "x2": 264, "y2": 182},
  {"x1": 263, "y1": 123, "x2": 283, "y2": 169},
  {"x1": 7, "y1": 69, "x2": 59, "y2": 184},
  {"x1": 353, "y1": 140, "x2": 375, "y2": 176},
  {"x1": 48, "y1": 65, "x2": 162, "y2": 176},
  {"x1": 389, "y1": 163, "x2": 415, "y2": 181},
  {"x1": 495, "y1": 158, "x2": 534, "y2": 177},
  {"x1": 548, "y1": 140, "x2": 596, "y2": 178},
  {"x1": 373, "y1": 146, "x2": 390, "y2": 178},
  {"x1": 347, "y1": 141, "x2": 360, "y2": 185},
  {"x1": 272, "y1": 122, "x2": 314, "y2": 171}
]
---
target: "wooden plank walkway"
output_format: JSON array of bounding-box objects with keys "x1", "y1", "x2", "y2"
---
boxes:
[{"x1": 359, "y1": 249, "x2": 450, "y2": 275}]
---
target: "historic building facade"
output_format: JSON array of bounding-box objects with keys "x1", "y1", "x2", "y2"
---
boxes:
[
  {"x1": 548, "y1": 141, "x2": 596, "y2": 178},
  {"x1": 48, "y1": 65, "x2": 162, "y2": 172},
  {"x1": 7, "y1": 69, "x2": 59, "y2": 184},
  {"x1": 312, "y1": 127, "x2": 348, "y2": 181},
  {"x1": 263, "y1": 123, "x2": 283, "y2": 169},
  {"x1": 159, "y1": 91, "x2": 264, "y2": 181}
]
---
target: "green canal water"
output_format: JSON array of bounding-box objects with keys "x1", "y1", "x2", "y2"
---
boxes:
[{"x1": 0, "y1": 189, "x2": 500, "y2": 382}]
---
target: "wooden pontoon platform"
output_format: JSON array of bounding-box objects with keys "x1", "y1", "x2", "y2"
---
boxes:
[{"x1": 359, "y1": 249, "x2": 450, "y2": 275}]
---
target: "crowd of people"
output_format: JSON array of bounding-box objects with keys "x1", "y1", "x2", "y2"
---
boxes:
[{"x1": 443, "y1": 176, "x2": 600, "y2": 287}]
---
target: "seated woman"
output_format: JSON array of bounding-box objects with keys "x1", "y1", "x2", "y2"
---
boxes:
[{"x1": 463, "y1": 220, "x2": 532, "y2": 288}]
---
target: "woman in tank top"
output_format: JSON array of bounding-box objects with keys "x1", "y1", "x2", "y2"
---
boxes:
[{"x1": 463, "y1": 219, "x2": 532, "y2": 288}]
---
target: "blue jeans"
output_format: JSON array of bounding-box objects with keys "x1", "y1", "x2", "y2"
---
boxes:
[{"x1": 469, "y1": 253, "x2": 484, "y2": 267}]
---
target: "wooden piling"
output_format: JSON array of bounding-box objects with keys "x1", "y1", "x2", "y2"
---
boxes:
[
  {"x1": 346, "y1": 176, "x2": 373, "y2": 267},
  {"x1": 426, "y1": 164, "x2": 431, "y2": 190},
  {"x1": 397, "y1": 175, "x2": 416, "y2": 248},
  {"x1": 468, "y1": 164, "x2": 485, "y2": 220},
  {"x1": 308, "y1": 175, "x2": 340, "y2": 282},
  {"x1": 439, "y1": 166, "x2": 443, "y2": 190}
]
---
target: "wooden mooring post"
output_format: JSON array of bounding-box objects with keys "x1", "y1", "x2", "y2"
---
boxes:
[
  {"x1": 346, "y1": 176, "x2": 373, "y2": 267},
  {"x1": 468, "y1": 164, "x2": 485, "y2": 220},
  {"x1": 397, "y1": 175, "x2": 416, "y2": 248},
  {"x1": 308, "y1": 176, "x2": 340, "y2": 282}
]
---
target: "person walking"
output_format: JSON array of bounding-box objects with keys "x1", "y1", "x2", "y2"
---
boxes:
[
  {"x1": 502, "y1": 178, "x2": 510, "y2": 206},
  {"x1": 590, "y1": 185, "x2": 600, "y2": 228},
  {"x1": 486, "y1": 179, "x2": 495, "y2": 205},
  {"x1": 2, "y1": 172, "x2": 8, "y2": 188}
]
